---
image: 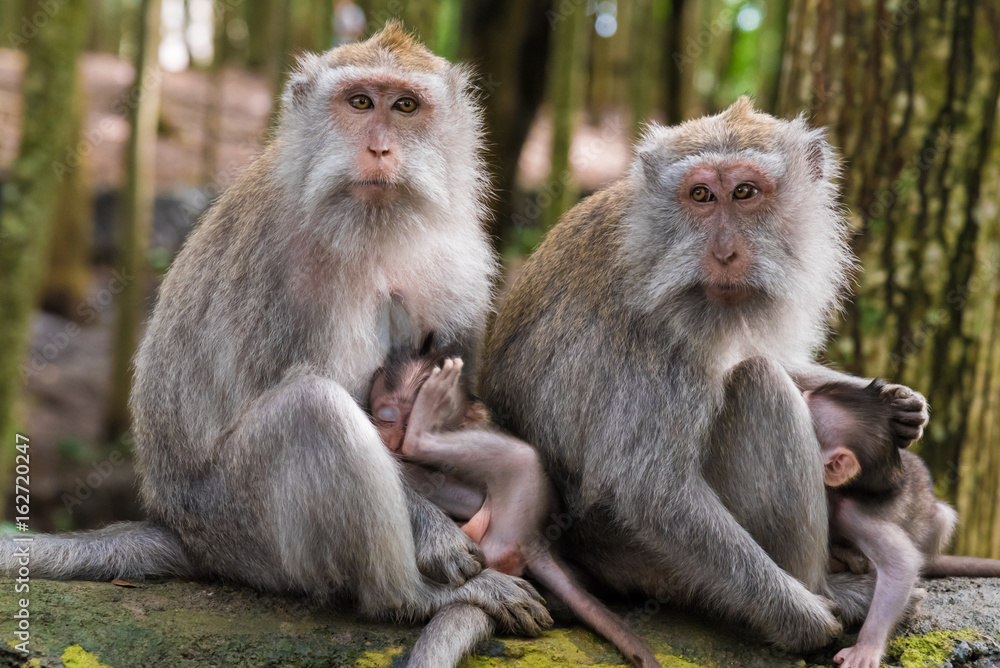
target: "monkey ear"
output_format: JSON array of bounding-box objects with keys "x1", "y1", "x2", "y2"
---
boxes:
[
  {"x1": 805, "y1": 131, "x2": 832, "y2": 181},
  {"x1": 823, "y1": 447, "x2": 860, "y2": 487},
  {"x1": 635, "y1": 124, "x2": 671, "y2": 183},
  {"x1": 285, "y1": 52, "x2": 324, "y2": 108}
]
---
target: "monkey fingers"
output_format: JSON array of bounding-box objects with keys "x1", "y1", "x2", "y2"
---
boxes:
[
  {"x1": 415, "y1": 527, "x2": 485, "y2": 587},
  {"x1": 450, "y1": 569, "x2": 553, "y2": 637}
]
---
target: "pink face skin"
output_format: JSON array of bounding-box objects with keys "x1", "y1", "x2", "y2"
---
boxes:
[
  {"x1": 677, "y1": 159, "x2": 777, "y2": 305},
  {"x1": 369, "y1": 363, "x2": 428, "y2": 452},
  {"x1": 329, "y1": 75, "x2": 435, "y2": 204}
]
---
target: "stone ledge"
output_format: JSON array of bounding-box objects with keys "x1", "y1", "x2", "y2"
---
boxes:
[{"x1": 1, "y1": 578, "x2": 998, "y2": 667}]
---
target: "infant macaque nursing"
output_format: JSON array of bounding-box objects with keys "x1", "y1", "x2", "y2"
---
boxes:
[
  {"x1": 368, "y1": 348, "x2": 661, "y2": 668},
  {"x1": 805, "y1": 380, "x2": 1000, "y2": 668}
]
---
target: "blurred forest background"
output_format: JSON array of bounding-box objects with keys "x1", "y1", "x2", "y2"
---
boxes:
[{"x1": 1, "y1": 0, "x2": 999, "y2": 561}]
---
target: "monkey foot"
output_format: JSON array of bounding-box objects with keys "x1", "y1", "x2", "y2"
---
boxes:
[
  {"x1": 833, "y1": 643, "x2": 883, "y2": 668},
  {"x1": 875, "y1": 381, "x2": 929, "y2": 447},
  {"x1": 403, "y1": 358, "x2": 465, "y2": 453}
]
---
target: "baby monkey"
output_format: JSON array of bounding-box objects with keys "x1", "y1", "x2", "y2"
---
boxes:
[
  {"x1": 368, "y1": 348, "x2": 660, "y2": 668},
  {"x1": 805, "y1": 380, "x2": 1000, "y2": 668}
]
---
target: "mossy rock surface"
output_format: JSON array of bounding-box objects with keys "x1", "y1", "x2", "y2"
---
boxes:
[{"x1": 1, "y1": 577, "x2": 998, "y2": 667}]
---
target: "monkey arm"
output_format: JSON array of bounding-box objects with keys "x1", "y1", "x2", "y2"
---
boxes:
[
  {"x1": 402, "y1": 477, "x2": 486, "y2": 587},
  {"x1": 788, "y1": 363, "x2": 929, "y2": 448},
  {"x1": 786, "y1": 363, "x2": 873, "y2": 392},
  {"x1": 833, "y1": 501, "x2": 922, "y2": 668}
]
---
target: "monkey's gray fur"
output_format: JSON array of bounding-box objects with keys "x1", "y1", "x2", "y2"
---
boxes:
[
  {"x1": 1, "y1": 23, "x2": 551, "y2": 665},
  {"x1": 482, "y1": 97, "x2": 928, "y2": 651}
]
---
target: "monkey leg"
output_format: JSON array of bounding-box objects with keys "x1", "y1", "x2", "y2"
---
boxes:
[
  {"x1": 704, "y1": 358, "x2": 876, "y2": 626},
  {"x1": 403, "y1": 427, "x2": 551, "y2": 576},
  {"x1": 705, "y1": 356, "x2": 830, "y2": 593},
  {"x1": 231, "y1": 374, "x2": 447, "y2": 612}
]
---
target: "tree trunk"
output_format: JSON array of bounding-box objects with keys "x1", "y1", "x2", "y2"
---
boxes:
[
  {"x1": 0, "y1": 0, "x2": 89, "y2": 507},
  {"x1": 1, "y1": 0, "x2": 23, "y2": 46},
  {"x1": 42, "y1": 78, "x2": 93, "y2": 320},
  {"x1": 106, "y1": 0, "x2": 163, "y2": 440},
  {"x1": 310, "y1": 0, "x2": 333, "y2": 52},
  {"x1": 461, "y1": 0, "x2": 552, "y2": 248},
  {"x1": 540, "y1": 0, "x2": 591, "y2": 232},
  {"x1": 780, "y1": 0, "x2": 1000, "y2": 557},
  {"x1": 245, "y1": 0, "x2": 270, "y2": 68},
  {"x1": 628, "y1": 0, "x2": 668, "y2": 138},
  {"x1": 264, "y1": 0, "x2": 291, "y2": 128}
]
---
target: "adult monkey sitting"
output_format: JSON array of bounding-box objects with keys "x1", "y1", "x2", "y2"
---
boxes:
[
  {"x1": 481, "y1": 98, "x2": 929, "y2": 651},
  {"x1": 5, "y1": 22, "x2": 551, "y2": 655}
]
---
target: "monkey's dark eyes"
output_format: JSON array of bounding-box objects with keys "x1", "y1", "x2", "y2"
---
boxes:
[
  {"x1": 393, "y1": 97, "x2": 418, "y2": 113},
  {"x1": 376, "y1": 406, "x2": 400, "y2": 422},
  {"x1": 349, "y1": 95, "x2": 374, "y2": 110},
  {"x1": 691, "y1": 186, "x2": 715, "y2": 203},
  {"x1": 733, "y1": 183, "x2": 759, "y2": 200}
]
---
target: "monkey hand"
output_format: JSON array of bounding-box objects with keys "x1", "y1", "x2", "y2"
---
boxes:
[
  {"x1": 876, "y1": 381, "x2": 929, "y2": 448},
  {"x1": 416, "y1": 521, "x2": 486, "y2": 587},
  {"x1": 403, "y1": 358, "x2": 466, "y2": 454},
  {"x1": 833, "y1": 643, "x2": 883, "y2": 668},
  {"x1": 455, "y1": 568, "x2": 553, "y2": 637}
]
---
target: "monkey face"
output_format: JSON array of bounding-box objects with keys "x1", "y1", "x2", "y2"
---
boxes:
[
  {"x1": 621, "y1": 97, "x2": 853, "y2": 354},
  {"x1": 677, "y1": 160, "x2": 777, "y2": 304},
  {"x1": 369, "y1": 361, "x2": 434, "y2": 452},
  {"x1": 277, "y1": 37, "x2": 470, "y2": 217},
  {"x1": 327, "y1": 77, "x2": 436, "y2": 204}
]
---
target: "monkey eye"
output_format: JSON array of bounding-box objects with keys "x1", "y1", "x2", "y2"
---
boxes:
[
  {"x1": 393, "y1": 97, "x2": 418, "y2": 113},
  {"x1": 349, "y1": 95, "x2": 374, "y2": 110},
  {"x1": 733, "y1": 183, "x2": 759, "y2": 200},
  {"x1": 376, "y1": 406, "x2": 400, "y2": 423},
  {"x1": 691, "y1": 185, "x2": 716, "y2": 203}
]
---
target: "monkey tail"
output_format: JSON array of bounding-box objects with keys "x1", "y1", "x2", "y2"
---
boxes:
[
  {"x1": 923, "y1": 554, "x2": 1000, "y2": 578},
  {"x1": 528, "y1": 551, "x2": 661, "y2": 668},
  {"x1": 407, "y1": 603, "x2": 495, "y2": 668},
  {"x1": 1, "y1": 521, "x2": 196, "y2": 581}
]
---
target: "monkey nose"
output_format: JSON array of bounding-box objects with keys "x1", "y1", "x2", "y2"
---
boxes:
[
  {"x1": 713, "y1": 248, "x2": 737, "y2": 265},
  {"x1": 367, "y1": 146, "x2": 391, "y2": 158}
]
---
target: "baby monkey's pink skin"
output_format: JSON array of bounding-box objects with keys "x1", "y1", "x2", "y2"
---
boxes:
[{"x1": 369, "y1": 355, "x2": 662, "y2": 668}]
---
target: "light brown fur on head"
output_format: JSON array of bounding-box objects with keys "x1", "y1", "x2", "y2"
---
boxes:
[{"x1": 322, "y1": 20, "x2": 448, "y2": 73}]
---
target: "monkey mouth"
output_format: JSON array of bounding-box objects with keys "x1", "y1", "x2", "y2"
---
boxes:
[
  {"x1": 352, "y1": 177, "x2": 402, "y2": 202},
  {"x1": 703, "y1": 283, "x2": 754, "y2": 304},
  {"x1": 354, "y1": 178, "x2": 397, "y2": 189}
]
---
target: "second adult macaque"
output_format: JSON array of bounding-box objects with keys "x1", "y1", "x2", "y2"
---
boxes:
[
  {"x1": 368, "y1": 350, "x2": 661, "y2": 668},
  {"x1": 806, "y1": 380, "x2": 1000, "y2": 668}
]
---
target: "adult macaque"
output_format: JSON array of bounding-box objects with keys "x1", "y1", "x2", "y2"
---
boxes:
[
  {"x1": 1, "y1": 23, "x2": 551, "y2": 668},
  {"x1": 368, "y1": 349, "x2": 662, "y2": 668},
  {"x1": 806, "y1": 380, "x2": 1000, "y2": 668},
  {"x1": 481, "y1": 97, "x2": 930, "y2": 650}
]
